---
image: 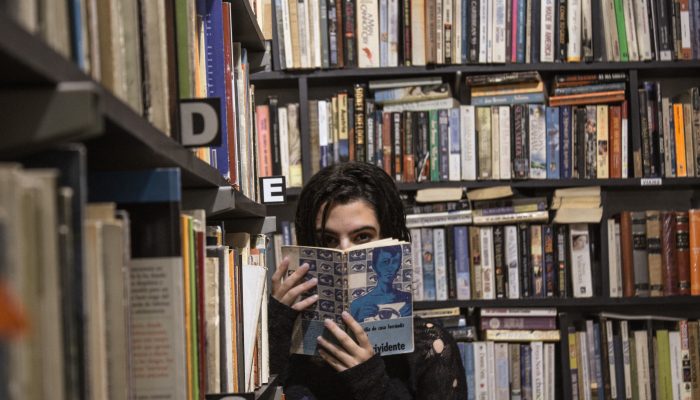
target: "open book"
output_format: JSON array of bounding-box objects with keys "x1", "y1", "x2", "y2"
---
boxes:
[{"x1": 282, "y1": 239, "x2": 414, "y2": 356}]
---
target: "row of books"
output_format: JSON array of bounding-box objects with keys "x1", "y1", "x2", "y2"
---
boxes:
[
  {"x1": 637, "y1": 84, "x2": 700, "y2": 179},
  {"x1": 270, "y1": 0, "x2": 700, "y2": 70},
  {"x1": 0, "y1": 150, "x2": 271, "y2": 400},
  {"x1": 3, "y1": 1, "x2": 263, "y2": 199},
  {"x1": 565, "y1": 314, "x2": 700, "y2": 400},
  {"x1": 607, "y1": 210, "x2": 700, "y2": 299},
  {"x1": 255, "y1": 100, "x2": 303, "y2": 187}
]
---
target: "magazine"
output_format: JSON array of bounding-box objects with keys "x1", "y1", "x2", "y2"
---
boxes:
[{"x1": 282, "y1": 239, "x2": 414, "y2": 356}]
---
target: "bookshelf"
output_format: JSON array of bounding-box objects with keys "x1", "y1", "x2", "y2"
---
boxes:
[{"x1": 1, "y1": 1, "x2": 275, "y2": 399}]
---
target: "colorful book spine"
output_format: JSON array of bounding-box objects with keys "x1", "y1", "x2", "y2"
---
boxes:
[
  {"x1": 528, "y1": 104, "x2": 547, "y2": 179},
  {"x1": 454, "y1": 225, "x2": 472, "y2": 300},
  {"x1": 545, "y1": 106, "x2": 560, "y2": 179},
  {"x1": 421, "y1": 227, "x2": 436, "y2": 300}
]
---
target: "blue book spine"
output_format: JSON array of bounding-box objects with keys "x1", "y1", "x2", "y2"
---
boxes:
[
  {"x1": 560, "y1": 106, "x2": 572, "y2": 179},
  {"x1": 463, "y1": 342, "x2": 476, "y2": 400},
  {"x1": 454, "y1": 226, "x2": 471, "y2": 299},
  {"x1": 68, "y1": 0, "x2": 86, "y2": 70},
  {"x1": 471, "y1": 92, "x2": 546, "y2": 106},
  {"x1": 462, "y1": 0, "x2": 470, "y2": 63},
  {"x1": 439, "y1": 109, "x2": 450, "y2": 181},
  {"x1": 520, "y1": 344, "x2": 533, "y2": 400},
  {"x1": 201, "y1": 0, "x2": 230, "y2": 180},
  {"x1": 546, "y1": 106, "x2": 560, "y2": 179},
  {"x1": 516, "y1": 0, "x2": 526, "y2": 63},
  {"x1": 376, "y1": 110, "x2": 384, "y2": 167},
  {"x1": 280, "y1": 220, "x2": 293, "y2": 245},
  {"x1": 530, "y1": 0, "x2": 541, "y2": 63},
  {"x1": 449, "y1": 108, "x2": 462, "y2": 179},
  {"x1": 88, "y1": 169, "x2": 182, "y2": 203},
  {"x1": 421, "y1": 228, "x2": 437, "y2": 300},
  {"x1": 379, "y1": 0, "x2": 389, "y2": 66}
]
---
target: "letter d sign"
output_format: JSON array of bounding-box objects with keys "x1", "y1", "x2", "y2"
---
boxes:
[{"x1": 179, "y1": 98, "x2": 222, "y2": 147}]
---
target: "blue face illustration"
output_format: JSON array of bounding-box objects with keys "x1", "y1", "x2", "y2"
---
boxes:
[{"x1": 374, "y1": 247, "x2": 402, "y2": 285}]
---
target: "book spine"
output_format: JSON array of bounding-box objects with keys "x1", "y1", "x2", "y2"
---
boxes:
[
  {"x1": 494, "y1": 0, "x2": 507, "y2": 62},
  {"x1": 480, "y1": 226, "x2": 496, "y2": 299},
  {"x1": 560, "y1": 106, "x2": 573, "y2": 179},
  {"x1": 521, "y1": 344, "x2": 533, "y2": 399},
  {"x1": 546, "y1": 106, "x2": 561, "y2": 179},
  {"x1": 344, "y1": 0, "x2": 357, "y2": 67},
  {"x1": 403, "y1": 0, "x2": 412, "y2": 66},
  {"x1": 690, "y1": 209, "x2": 700, "y2": 295},
  {"x1": 454, "y1": 225, "x2": 471, "y2": 299},
  {"x1": 403, "y1": 111, "x2": 415, "y2": 182},
  {"x1": 366, "y1": 100, "x2": 376, "y2": 165},
  {"x1": 411, "y1": 0, "x2": 426, "y2": 65},
  {"x1": 613, "y1": 0, "x2": 629, "y2": 60},
  {"x1": 530, "y1": 225, "x2": 544, "y2": 298},
  {"x1": 661, "y1": 211, "x2": 680, "y2": 296},
  {"x1": 631, "y1": 211, "x2": 651, "y2": 296},
  {"x1": 569, "y1": 223, "x2": 593, "y2": 298},
  {"x1": 471, "y1": 91, "x2": 546, "y2": 106},
  {"x1": 439, "y1": 109, "x2": 450, "y2": 181},
  {"x1": 477, "y1": 106, "x2": 493, "y2": 179},
  {"x1": 676, "y1": 211, "x2": 691, "y2": 295},
  {"x1": 518, "y1": 223, "x2": 531, "y2": 297},
  {"x1": 531, "y1": 0, "x2": 542, "y2": 62},
  {"x1": 470, "y1": 226, "x2": 483, "y2": 299},
  {"x1": 516, "y1": 0, "x2": 527, "y2": 62},
  {"x1": 622, "y1": 0, "x2": 639, "y2": 60},
  {"x1": 443, "y1": 0, "x2": 453, "y2": 63},
  {"x1": 393, "y1": 112, "x2": 403, "y2": 180},
  {"x1": 410, "y1": 228, "x2": 424, "y2": 301},
  {"x1": 681, "y1": 0, "x2": 692, "y2": 59},
  {"x1": 388, "y1": 0, "x2": 399, "y2": 66},
  {"x1": 434, "y1": 227, "x2": 449, "y2": 300},
  {"x1": 528, "y1": 104, "x2": 547, "y2": 180},
  {"x1": 468, "y1": 0, "x2": 479, "y2": 62},
  {"x1": 491, "y1": 107, "x2": 501, "y2": 179},
  {"x1": 478, "y1": 0, "x2": 488, "y2": 62},
  {"x1": 608, "y1": 219, "x2": 621, "y2": 297},
  {"x1": 499, "y1": 106, "x2": 512, "y2": 180},
  {"x1": 596, "y1": 105, "x2": 609, "y2": 179},
  {"x1": 584, "y1": 105, "x2": 598, "y2": 179},
  {"x1": 494, "y1": 226, "x2": 507, "y2": 298},
  {"x1": 429, "y1": 109, "x2": 440, "y2": 181},
  {"x1": 461, "y1": 105, "x2": 478, "y2": 181},
  {"x1": 354, "y1": 84, "x2": 366, "y2": 162},
  {"x1": 379, "y1": 0, "x2": 389, "y2": 66},
  {"x1": 505, "y1": 225, "x2": 520, "y2": 299},
  {"x1": 684, "y1": 103, "x2": 695, "y2": 177},
  {"x1": 543, "y1": 224, "x2": 556, "y2": 297},
  {"x1": 645, "y1": 210, "x2": 664, "y2": 297},
  {"x1": 513, "y1": 104, "x2": 530, "y2": 179},
  {"x1": 609, "y1": 105, "x2": 622, "y2": 178},
  {"x1": 540, "y1": 0, "x2": 556, "y2": 62},
  {"x1": 657, "y1": 0, "x2": 674, "y2": 60},
  {"x1": 421, "y1": 227, "x2": 437, "y2": 300},
  {"x1": 557, "y1": 0, "x2": 568, "y2": 61},
  {"x1": 556, "y1": 224, "x2": 569, "y2": 298},
  {"x1": 581, "y1": 0, "x2": 593, "y2": 60},
  {"x1": 449, "y1": 108, "x2": 462, "y2": 181}
]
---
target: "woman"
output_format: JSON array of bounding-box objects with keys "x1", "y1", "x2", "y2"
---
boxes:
[{"x1": 269, "y1": 162, "x2": 467, "y2": 400}]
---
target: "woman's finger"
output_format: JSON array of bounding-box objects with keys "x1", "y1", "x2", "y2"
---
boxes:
[
  {"x1": 317, "y1": 333, "x2": 355, "y2": 368},
  {"x1": 271, "y1": 256, "x2": 289, "y2": 284},
  {"x1": 341, "y1": 311, "x2": 372, "y2": 350},
  {"x1": 273, "y1": 263, "x2": 309, "y2": 302},
  {"x1": 291, "y1": 293, "x2": 319, "y2": 311},
  {"x1": 318, "y1": 348, "x2": 346, "y2": 372},
  {"x1": 322, "y1": 318, "x2": 361, "y2": 355},
  {"x1": 281, "y1": 276, "x2": 318, "y2": 305}
]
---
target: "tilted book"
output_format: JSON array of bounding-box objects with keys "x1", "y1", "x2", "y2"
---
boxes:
[{"x1": 283, "y1": 239, "x2": 414, "y2": 356}]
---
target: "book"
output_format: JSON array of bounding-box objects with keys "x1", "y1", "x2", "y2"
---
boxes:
[{"x1": 283, "y1": 239, "x2": 414, "y2": 356}]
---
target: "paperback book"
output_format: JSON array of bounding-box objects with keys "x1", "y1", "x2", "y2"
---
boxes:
[{"x1": 282, "y1": 239, "x2": 414, "y2": 356}]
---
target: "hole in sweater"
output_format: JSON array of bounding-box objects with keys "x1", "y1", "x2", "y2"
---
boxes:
[{"x1": 432, "y1": 339, "x2": 444, "y2": 354}]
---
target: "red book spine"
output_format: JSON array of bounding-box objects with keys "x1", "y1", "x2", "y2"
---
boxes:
[
  {"x1": 382, "y1": 111, "x2": 393, "y2": 175},
  {"x1": 661, "y1": 211, "x2": 679, "y2": 296},
  {"x1": 609, "y1": 105, "x2": 622, "y2": 178},
  {"x1": 676, "y1": 211, "x2": 691, "y2": 295}
]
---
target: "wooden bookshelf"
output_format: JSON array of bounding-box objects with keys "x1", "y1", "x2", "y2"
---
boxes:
[{"x1": 416, "y1": 296, "x2": 700, "y2": 311}]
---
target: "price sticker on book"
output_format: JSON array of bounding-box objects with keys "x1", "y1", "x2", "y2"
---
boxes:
[
  {"x1": 640, "y1": 178, "x2": 662, "y2": 186},
  {"x1": 260, "y1": 176, "x2": 286, "y2": 204}
]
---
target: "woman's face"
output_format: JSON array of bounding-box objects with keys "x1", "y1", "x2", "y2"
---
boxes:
[{"x1": 315, "y1": 200, "x2": 380, "y2": 250}]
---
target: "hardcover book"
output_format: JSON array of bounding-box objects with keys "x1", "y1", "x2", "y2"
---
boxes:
[{"x1": 283, "y1": 239, "x2": 413, "y2": 356}]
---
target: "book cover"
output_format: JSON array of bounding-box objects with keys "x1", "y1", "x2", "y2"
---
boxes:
[
  {"x1": 528, "y1": 104, "x2": 547, "y2": 180},
  {"x1": 545, "y1": 106, "x2": 561, "y2": 179},
  {"x1": 569, "y1": 223, "x2": 593, "y2": 298},
  {"x1": 356, "y1": 0, "x2": 380, "y2": 67},
  {"x1": 469, "y1": 227, "x2": 483, "y2": 299},
  {"x1": 421, "y1": 228, "x2": 437, "y2": 300},
  {"x1": 454, "y1": 226, "x2": 472, "y2": 300},
  {"x1": 477, "y1": 107, "x2": 493, "y2": 179},
  {"x1": 631, "y1": 211, "x2": 651, "y2": 296},
  {"x1": 645, "y1": 211, "x2": 664, "y2": 297},
  {"x1": 283, "y1": 240, "x2": 414, "y2": 356},
  {"x1": 676, "y1": 211, "x2": 691, "y2": 295},
  {"x1": 461, "y1": 105, "x2": 478, "y2": 181},
  {"x1": 690, "y1": 209, "x2": 700, "y2": 295}
]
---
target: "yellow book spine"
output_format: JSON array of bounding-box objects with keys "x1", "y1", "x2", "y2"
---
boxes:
[
  {"x1": 181, "y1": 215, "x2": 193, "y2": 400},
  {"x1": 674, "y1": 103, "x2": 688, "y2": 177}
]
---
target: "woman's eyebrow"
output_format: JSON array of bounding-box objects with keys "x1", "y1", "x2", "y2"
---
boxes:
[{"x1": 315, "y1": 226, "x2": 377, "y2": 235}]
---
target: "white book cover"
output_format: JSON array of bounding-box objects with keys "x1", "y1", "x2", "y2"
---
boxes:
[
  {"x1": 312, "y1": 0, "x2": 322, "y2": 67},
  {"x1": 388, "y1": 0, "x2": 399, "y2": 66},
  {"x1": 479, "y1": 0, "x2": 488, "y2": 63},
  {"x1": 569, "y1": 223, "x2": 593, "y2": 298},
  {"x1": 633, "y1": 0, "x2": 653, "y2": 60},
  {"x1": 278, "y1": 107, "x2": 290, "y2": 186},
  {"x1": 223, "y1": 248, "x2": 234, "y2": 392},
  {"x1": 306, "y1": 0, "x2": 317, "y2": 68},
  {"x1": 242, "y1": 265, "x2": 268, "y2": 391},
  {"x1": 461, "y1": 105, "x2": 478, "y2": 181},
  {"x1": 436, "y1": 0, "x2": 444, "y2": 63},
  {"x1": 443, "y1": 0, "x2": 453, "y2": 63},
  {"x1": 491, "y1": 107, "x2": 500, "y2": 180},
  {"x1": 669, "y1": 331, "x2": 682, "y2": 400},
  {"x1": 531, "y1": 341, "x2": 545, "y2": 400},
  {"x1": 475, "y1": 342, "x2": 489, "y2": 399},
  {"x1": 379, "y1": 0, "x2": 389, "y2": 67},
  {"x1": 578, "y1": 331, "x2": 592, "y2": 400},
  {"x1": 622, "y1": 0, "x2": 639, "y2": 61},
  {"x1": 540, "y1": 0, "x2": 555, "y2": 62},
  {"x1": 410, "y1": 228, "x2": 424, "y2": 301},
  {"x1": 681, "y1": 4, "x2": 692, "y2": 56},
  {"x1": 453, "y1": 0, "x2": 462, "y2": 64},
  {"x1": 130, "y1": 257, "x2": 188, "y2": 399},
  {"x1": 498, "y1": 106, "x2": 511, "y2": 180},
  {"x1": 433, "y1": 228, "x2": 449, "y2": 300},
  {"x1": 620, "y1": 321, "x2": 633, "y2": 399},
  {"x1": 487, "y1": 341, "x2": 497, "y2": 400},
  {"x1": 297, "y1": 0, "x2": 310, "y2": 68},
  {"x1": 411, "y1": 0, "x2": 426, "y2": 65},
  {"x1": 607, "y1": 219, "x2": 620, "y2": 297},
  {"x1": 528, "y1": 104, "x2": 547, "y2": 180},
  {"x1": 581, "y1": 0, "x2": 593, "y2": 60},
  {"x1": 605, "y1": 320, "x2": 618, "y2": 397},
  {"x1": 449, "y1": 108, "x2": 462, "y2": 181},
  {"x1": 614, "y1": 222, "x2": 623, "y2": 296},
  {"x1": 357, "y1": 0, "x2": 380, "y2": 67},
  {"x1": 545, "y1": 343, "x2": 555, "y2": 400},
  {"x1": 204, "y1": 257, "x2": 221, "y2": 393},
  {"x1": 567, "y1": 0, "x2": 582, "y2": 62},
  {"x1": 603, "y1": 0, "x2": 619, "y2": 61},
  {"x1": 493, "y1": 0, "x2": 507, "y2": 63},
  {"x1": 487, "y1": 0, "x2": 494, "y2": 63},
  {"x1": 280, "y1": 0, "x2": 294, "y2": 69},
  {"x1": 495, "y1": 343, "x2": 510, "y2": 400},
  {"x1": 622, "y1": 104, "x2": 629, "y2": 178},
  {"x1": 634, "y1": 330, "x2": 652, "y2": 400},
  {"x1": 480, "y1": 226, "x2": 495, "y2": 299},
  {"x1": 505, "y1": 225, "x2": 520, "y2": 299}
]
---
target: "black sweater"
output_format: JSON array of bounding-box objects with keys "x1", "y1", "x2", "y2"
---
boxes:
[{"x1": 268, "y1": 297, "x2": 468, "y2": 400}]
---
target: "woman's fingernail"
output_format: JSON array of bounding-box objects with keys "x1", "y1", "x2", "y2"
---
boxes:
[{"x1": 342, "y1": 311, "x2": 349, "y2": 317}]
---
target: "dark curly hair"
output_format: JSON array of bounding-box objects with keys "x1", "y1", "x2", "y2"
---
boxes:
[{"x1": 295, "y1": 162, "x2": 410, "y2": 247}]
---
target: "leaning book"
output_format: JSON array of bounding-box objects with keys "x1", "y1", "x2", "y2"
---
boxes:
[{"x1": 282, "y1": 238, "x2": 414, "y2": 356}]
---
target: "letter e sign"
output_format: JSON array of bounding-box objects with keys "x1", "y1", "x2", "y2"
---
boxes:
[{"x1": 259, "y1": 176, "x2": 286, "y2": 204}]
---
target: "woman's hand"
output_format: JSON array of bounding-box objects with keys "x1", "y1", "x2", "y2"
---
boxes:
[
  {"x1": 317, "y1": 311, "x2": 374, "y2": 372},
  {"x1": 271, "y1": 257, "x2": 318, "y2": 311}
]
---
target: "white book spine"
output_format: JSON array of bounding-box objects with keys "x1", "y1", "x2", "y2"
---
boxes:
[
  {"x1": 388, "y1": 0, "x2": 399, "y2": 66},
  {"x1": 410, "y1": 228, "x2": 424, "y2": 301},
  {"x1": 443, "y1": 0, "x2": 453, "y2": 63},
  {"x1": 453, "y1": 0, "x2": 462, "y2": 64},
  {"x1": 307, "y1": 0, "x2": 318, "y2": 68},
  {"x1": 436, "y1": 0, "x2": 444, "y2": 63},
  {"x1": 622, "y1": 105, "x2": 629, "y2": 178},
  {"x1": 379, "y1": 0, "x2": 388, "y2": 67},
  {"x1": 545, "y1": 343, "x2": 555, "y2": 400},
  {"x1": 297, "y1": 0, "x2": 309, "y2": 68},
  {"x1": 461, "y1": 105, "x2": 478, "y2": 181},
  {"x1": 603, "y1": 0, "x2": 620, "y2": 61},
  {"x1": 621, "y1": 321, "x2": 633, "y2": 399},
  {"x1": 622, "y1": 0, "x2": 639, "y2": 61},
  {"x1": 540, "y1": 0, "x2": 555, "y2": 62},
  {"x1": 318, "y1": 100, "x2": 328, "y2": 150},
  {"x1": 280, "y1": 0, "x2": 294, "y2": 69},
  {"x1": 681, "y1": 4, "x2": 692, "y2": 54},
  {"x1": 633, "y1": 0, "x2": 653, "y2": 60},
  {"x1": 634, "y1": 331, "x2": 652, "y2": 400},
  {"x1": 607, "y1": 219, "x2": 620, "y2": 297},
  {"x1": 480, "y1": 226, "x2": 495, "y2": 299},
  {"x1": 493, "y1": 0, "x2": 507, "y2": 63},
  {"x1": 578, "y1": 331, "x2": 592, "y2": 400},
  {"x1": 411, "y1": 0, "x2": 426, "y2": 65},
  {"x1": 475, "y1": 342, "x2": 489, "y2": 400},
  {"x1": 670, "y1": 331, "x2": 683, "y2": 400},
  {"x1": 505, "y1": 225, "x2": 520, "y2": 299},
  {"x1": 605, "y1": 320, "x2": 618, "y2": 397},
  {"x1": 487, "y1": 341, "x2": 497, "y2": 400},
  {"x1": 532, "y1": 341, "x2": 545, "y2": 400},
  {"x1": 529, "y1": 104, "x2": 547, "y2": 180},
  {"x1": 357, "y1": 0, "x2": 380, "y2": 67},
  {"x1": 498, "y1": 106, "x2": 511, "y2": 180},
  {"x1": 204, "y1": 258, "x2": 221, "y2": 392},
  {"x1": 569, "y1": 223, "x2": 593, "y2": 298},
  {"x1": 449, "y1": 108, "x2": 462, "y2": 181},
  {"x1": 479, "y1": 0, "x2": 488, "y2": 63},
  {"x1": 278, "y1": 107, "x2": 290, "y2": 186},
  {"x1": 679, "y1": 321, "x2": 693, "y2": 400},
  {"x1": 495, "y1": 343, "x2": 510, "y2": 400},
  {"x1": 433, "y1": 228, "x2": 449, "y2": 300},
  {"x1": 567, "y1": 0, "x2": 582, "y2": 62},
  {"x1": 614, "y1": 222, "x2": 623, "y2": 296},
  {"x1": 596, "y1": 105, "x2": 609, "y2": 178},
  {"x1": 491, "y1": 107, "x2": 500, "y2": 180},
  {"x1": 581, "y1": 0, "x2": 593, "y2": 60},
  {"x1": 487, "y1": 0, "x2": 494, "y2": 63},
  {"x1": 223, "y1": 251, "x2": 234, "y2": 392}
]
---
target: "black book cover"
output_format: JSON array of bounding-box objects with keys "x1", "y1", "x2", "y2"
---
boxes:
[
  {"x1": 530, "y1": 0, "x2": 541, "y2": 63},
  {"x1": 543, "y1": 224, "x2": 556, "y2": 297},
  {"x1": 446, "y1": 226, "x2": 458, "y2": 299},
  {"x1": 494, "y1": 226, "x2": 507, "y2": 298},
  {"x1": 269, "y1": 97, "x2": 282, "y2": 175},
  {"x1": 655, "y1": 0, "x2": 674, "y2": 60},
  {"x1": 555, "y1": 224, "x2": 570, "y2": 298},
  {"x1": 591, "y1": 0, "x2": 605, "y2": 61},
  {"x1": 647, "y1": 0, "x2": 659, "y2": 59},
  {"x1": 575, "y1": 107, "x2": 587, "y2": 179},
  {"x1": 557, "y1": 0, "x2": 568, "y2": 61},
  {"x1": 638, "y1": 88, "x2": 653, "y2": 177},
  {"x1": 469, "y1": 0, "x2": 480, "y2": 63},
  {"x1": 518, "y1": 223, "x2": 532, "y2": 298},
  {"x1": 344, "y1": 0, "x2": 357, "y2": 67}
]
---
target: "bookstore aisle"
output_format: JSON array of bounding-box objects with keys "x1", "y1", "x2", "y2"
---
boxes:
[
  {"x1": 0, "y1": 1, "x2": 281, "y2": 400},
  {"x1": 253, "y1": 0, "x2": 700, "y2": 398}
]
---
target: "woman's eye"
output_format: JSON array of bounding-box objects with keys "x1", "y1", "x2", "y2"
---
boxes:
[
  {"x1": 321, "y1": 235, "x2": 339, "y2": 248},
  {"x1": 352, "y1": 232, "x2": 373, "y2": 244}
]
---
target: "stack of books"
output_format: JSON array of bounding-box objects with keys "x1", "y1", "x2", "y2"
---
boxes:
[
  {"x1": 479, "y1": 308, "x2": 560, "y2": 342},
  {"x1": 549, "y1": 73, "x2": 628, "y2": 106},
  {"x1": 465, "y1": 72, "x2": 546, "y2": 106}
]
